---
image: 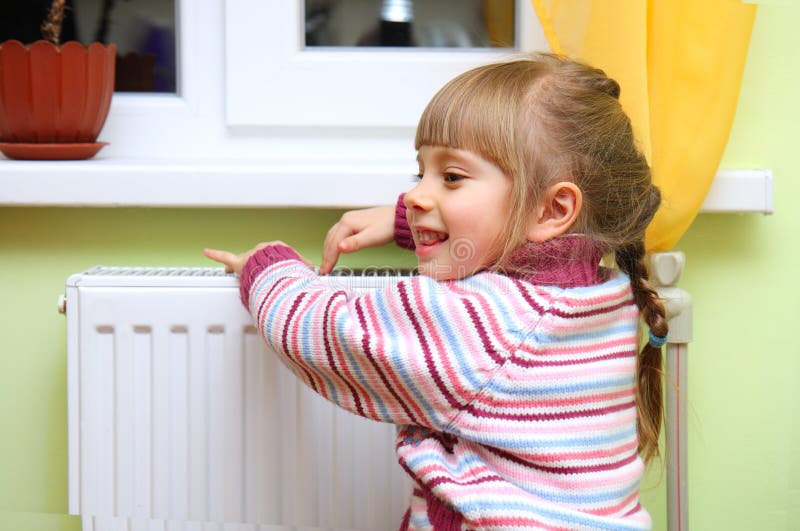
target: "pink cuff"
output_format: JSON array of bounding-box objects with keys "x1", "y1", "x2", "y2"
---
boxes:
[
  {"x1": 239, "y1": 244, "x2": 304, "y2": 307},
  {"x1": 394, "y1": 193, "x2": 415, "y2": 250}
]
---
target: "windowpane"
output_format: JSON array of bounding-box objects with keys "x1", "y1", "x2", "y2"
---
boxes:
[
  {"x1": 0, "y1": 0, "x2": 177, "y2": 93},
  {"x1": 305, "y1": 0, "x2": 516, "y2": 48}
]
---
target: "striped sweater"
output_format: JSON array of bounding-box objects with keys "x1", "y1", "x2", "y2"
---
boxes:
[{"x1": 239, "y1": 237, "x2": 650, "y2": 531}]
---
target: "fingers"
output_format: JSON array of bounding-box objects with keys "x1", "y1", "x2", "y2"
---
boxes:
[
  {"x1": 320, "y1": 221, "x2": 352, "y2": 275},
  {"x1": 321, "y1": 221, "x2": 366, "y2": 273},
  {"x1": 204, "y1": 248, "x2": 237, "y2": 267},
  {"x1": 320, "y1": 229, "x2": 342, "y2": 275},
  {"x1": 318, "y1": 256, "x2": 338, "y2": 276},
  {"x1": 338, "y1": 234, "x2": 361, "y2": 253},
  {"x1": 205, "y1": 243, "x2": 314, "y2": 275},
  {"x1": 320, "y1": 206, "x2": 396, "y2": 275}
]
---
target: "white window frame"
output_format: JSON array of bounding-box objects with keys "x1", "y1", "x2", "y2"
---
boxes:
[
  {"x1": 97, "y1": 0, "x2": 221, "y2": 159},
  {"x1": 224, "y1": 0, "x2": 546, "y2": 128}
]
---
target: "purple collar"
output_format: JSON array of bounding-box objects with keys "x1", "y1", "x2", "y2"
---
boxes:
[{"x1": 500, "y1": 236, "x2": 605, "y2": 288}]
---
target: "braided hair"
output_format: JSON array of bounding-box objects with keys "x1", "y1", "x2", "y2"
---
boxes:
[{"x1": 617, "y1": 240, "x2": 668, "y2": 463}]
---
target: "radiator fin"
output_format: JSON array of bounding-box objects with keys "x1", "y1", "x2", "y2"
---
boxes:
[{"x1": 85, "y1": 266, "x2": 231, "y2": 277}]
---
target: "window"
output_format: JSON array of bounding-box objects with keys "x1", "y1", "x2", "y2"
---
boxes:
[{"x1": 305, "y1": 0, "x2": 516, "y2": 48}]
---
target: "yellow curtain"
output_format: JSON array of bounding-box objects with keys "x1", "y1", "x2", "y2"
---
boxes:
[{"x1": 530, "y1": 0, "x2": 756, "y2": 251}]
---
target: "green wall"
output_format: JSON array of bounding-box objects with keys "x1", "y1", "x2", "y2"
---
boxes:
[
  {"x1": 1, "y1": 4, "x2": 797, "y2": 529},
  {"x1": 673, "y1": 5, "x2": 800, "y2": 529}
]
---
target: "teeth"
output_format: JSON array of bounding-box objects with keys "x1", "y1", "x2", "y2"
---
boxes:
[{"x1": 417, "y1": 230, "x2": 447, "y2": 244}]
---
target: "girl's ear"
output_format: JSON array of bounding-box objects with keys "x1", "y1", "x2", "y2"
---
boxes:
[{"x1": 526, "y1": 182, "x2": 583, "y2": 242}]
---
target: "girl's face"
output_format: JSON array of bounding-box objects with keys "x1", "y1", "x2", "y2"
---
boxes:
[{"x1": 405, "y1": 145, "x2": 513, "y2": 280}]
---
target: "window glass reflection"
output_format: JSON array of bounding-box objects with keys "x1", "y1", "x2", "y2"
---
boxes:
[
  {"x1": 305, "y1": 0, "x2": 516, "y2": 48},
  {"x1": 0, "y1": 0, "x2": 177, "y2": 93}
]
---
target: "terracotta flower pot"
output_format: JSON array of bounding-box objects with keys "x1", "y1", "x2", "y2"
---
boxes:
[{"x1": 0, "y1": 39, "x2": 116, "y2": 160}]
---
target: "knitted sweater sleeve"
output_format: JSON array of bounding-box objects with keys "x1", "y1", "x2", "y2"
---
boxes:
[
  {"x1": 240, "y1": 244, "x2": 529, "y2": 430},
  {"x1": 394, "y1": 193, "x2": 415, "y2": 250}
]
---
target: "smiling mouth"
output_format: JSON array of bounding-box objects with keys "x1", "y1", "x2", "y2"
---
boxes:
[{"x1": 415, "y1": 230, "x2": 449, "y2": 246}]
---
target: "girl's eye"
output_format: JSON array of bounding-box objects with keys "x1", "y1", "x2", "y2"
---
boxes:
[
  {"x1": 443, "y1": 173, "x2": 466, "y2": 183},
  {"x1": 412, "y1": 173, "x2": 423, "y2": 182}
]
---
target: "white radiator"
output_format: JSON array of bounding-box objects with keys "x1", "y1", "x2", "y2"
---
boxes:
[{"x1": 64, "y1": 266, "x2": 413, "y2": 531}]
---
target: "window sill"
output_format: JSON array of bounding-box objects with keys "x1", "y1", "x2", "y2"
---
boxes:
[
  {"x1": 0, "y1": 157, "x2": 412, "y2": 208},
  {"x1": 0, "y1": 158, "x2": 772, "y2": 213}
]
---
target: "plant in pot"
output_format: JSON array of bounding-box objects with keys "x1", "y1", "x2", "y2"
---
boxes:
[{"x1": 0, "y1": 0, "x2": 116, "y2": 160}]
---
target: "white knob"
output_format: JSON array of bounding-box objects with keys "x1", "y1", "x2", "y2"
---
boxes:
[
  {"x1": 57, "y1": 294, "x2": 67, "y2": 314},
  {"x1": 649, "y1": 252, "x2": 685, "y2": 287}
]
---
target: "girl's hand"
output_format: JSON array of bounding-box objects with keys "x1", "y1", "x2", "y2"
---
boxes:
[
  {"x1": 203, "y1": 241, "x2": 312, "y2": 275},
  {"x1": 320, "y1": 205, "x2": 395, "y2": 275},
  {"x1": 203, "y1": 243, "x2": 270, "y2": 275}
]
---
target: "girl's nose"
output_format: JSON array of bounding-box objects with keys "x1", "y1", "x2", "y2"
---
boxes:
[{"x1": 404, "y1": 178, "x2": 434, "y2": 211}]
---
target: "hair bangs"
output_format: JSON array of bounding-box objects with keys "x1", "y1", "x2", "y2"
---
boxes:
[{"x1": 414, "y1": 67, "x2": 522, "y2": 176}]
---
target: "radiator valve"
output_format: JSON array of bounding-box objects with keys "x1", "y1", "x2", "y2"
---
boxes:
[{"x1": 57, "y1": 294, "x2": 67, "y2": 314}]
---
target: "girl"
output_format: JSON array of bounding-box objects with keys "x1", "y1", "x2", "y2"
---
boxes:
[{"x1": 205, "y1": 52, "x2": 667, "y2": 530}]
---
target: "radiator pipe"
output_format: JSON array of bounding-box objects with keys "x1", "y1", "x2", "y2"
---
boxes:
[{"x1": 650, "y1": 251, "x2": 692, "y2": 531}]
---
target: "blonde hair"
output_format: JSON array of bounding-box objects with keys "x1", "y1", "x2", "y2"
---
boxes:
[{"x1": 415, "y1": 52, "x2": 667, "y2": 464}]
